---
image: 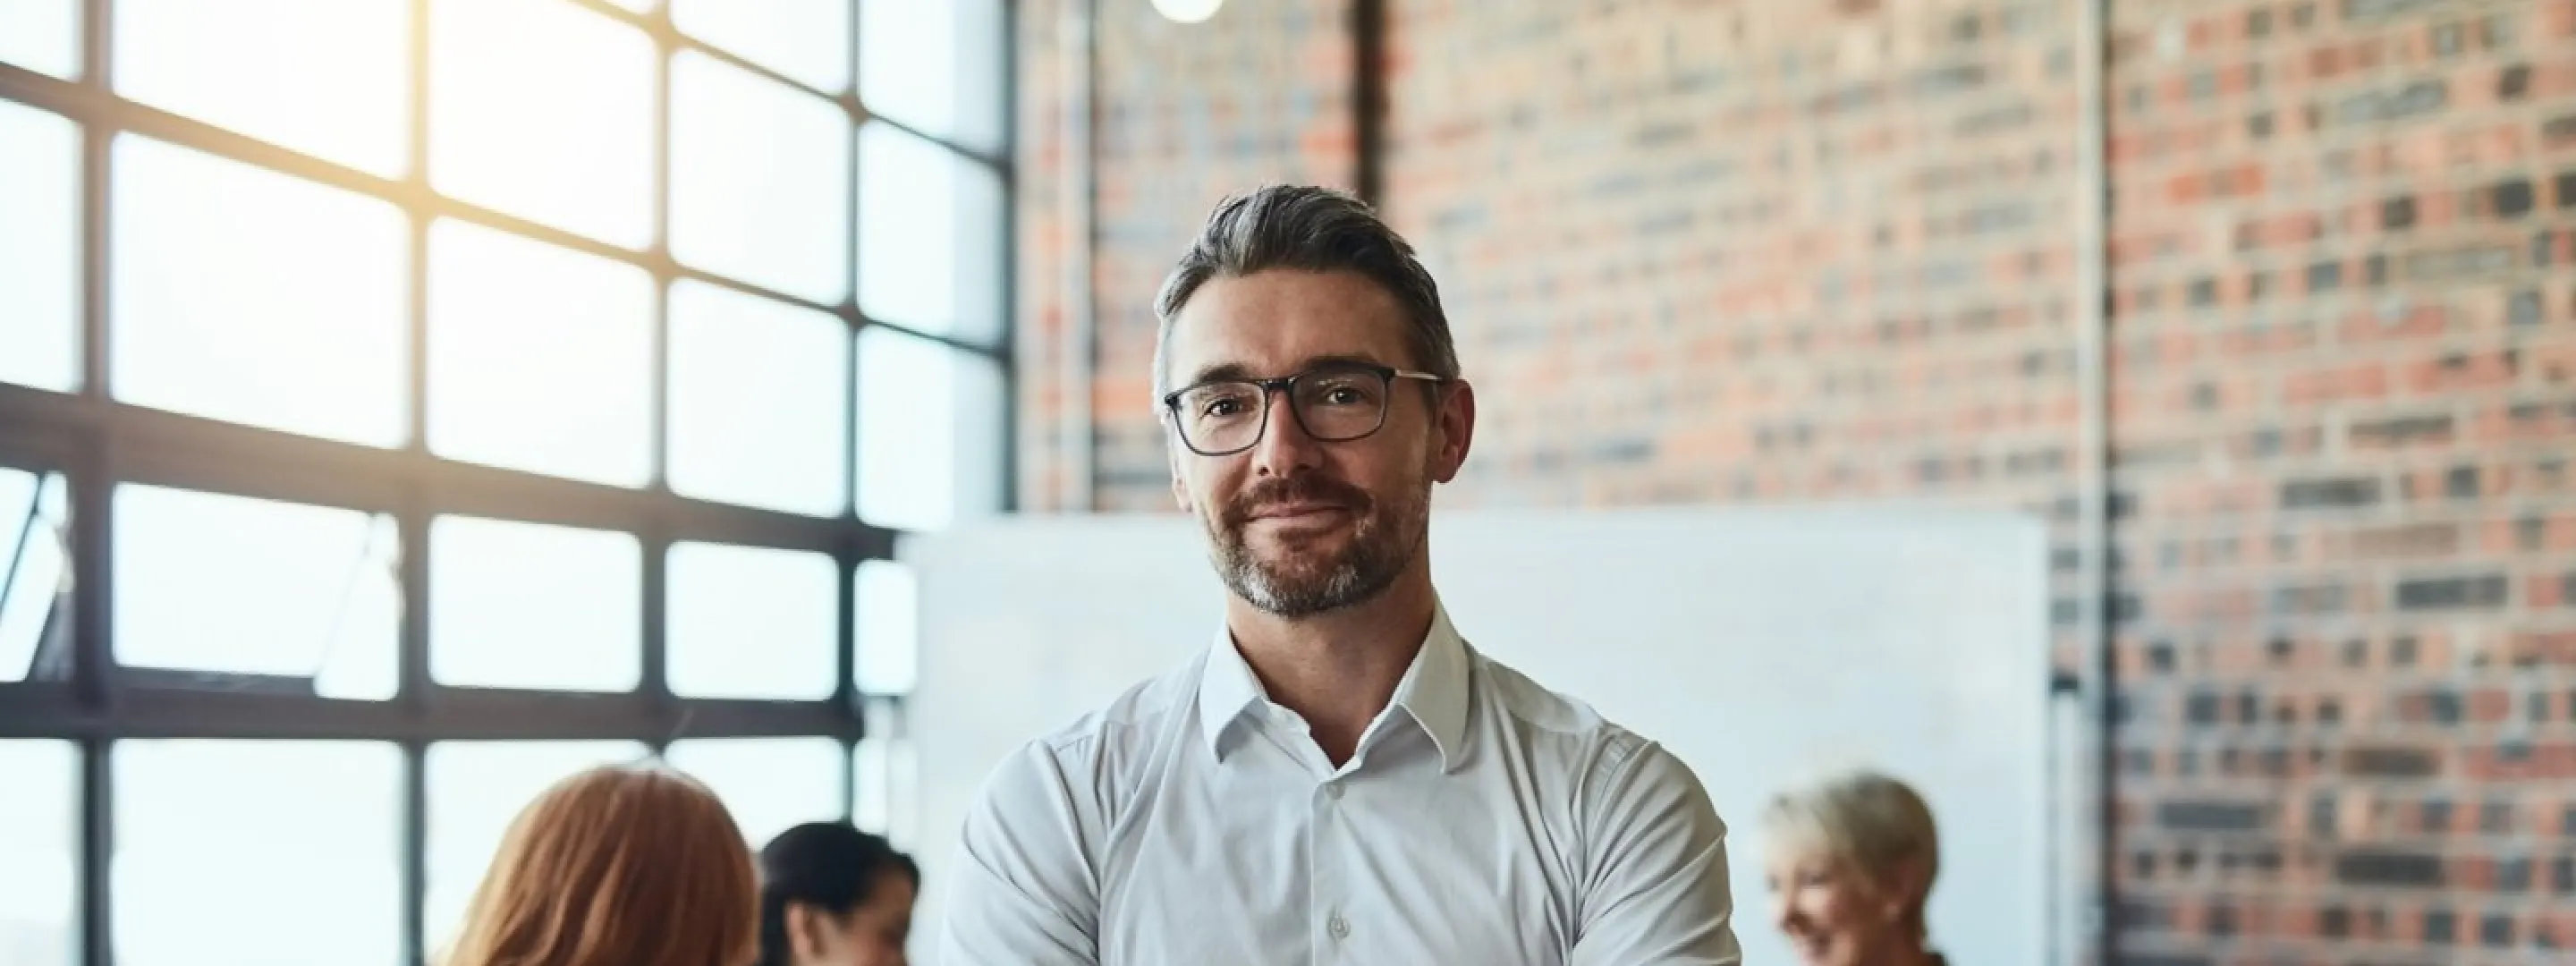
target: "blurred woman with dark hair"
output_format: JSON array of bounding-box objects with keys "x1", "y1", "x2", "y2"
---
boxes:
[
  {"x1": 758, "y1": 821, "x2": 919, "y2": 966},
  {"x1": 441, "y1": 764, "x2": 758, "y2": 966}
]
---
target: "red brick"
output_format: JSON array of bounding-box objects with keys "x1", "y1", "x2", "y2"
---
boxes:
[{"x1": 1016, "y1": 0, "x2": 2576, "y2": 957}]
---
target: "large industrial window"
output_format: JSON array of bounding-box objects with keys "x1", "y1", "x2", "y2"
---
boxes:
[{"x1": 0, "y1": 1, "x2": 1009, "y2": 963}]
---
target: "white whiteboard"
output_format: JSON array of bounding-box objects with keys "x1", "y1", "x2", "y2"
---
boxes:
[{"x1": 905, "y1": 506, "x2": 2049, "y2": 966}]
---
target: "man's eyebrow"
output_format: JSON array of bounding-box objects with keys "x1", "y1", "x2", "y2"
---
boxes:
[
  {"x1": 1181, "y1": 361, "x2": 1258, "y2": 387},
  {"x1": 1179, "y1": 354, "x2": 1386, "y2": 388}
]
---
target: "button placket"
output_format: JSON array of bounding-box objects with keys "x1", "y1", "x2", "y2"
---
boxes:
[{"x1": 1310, "y1": 775, "x2": 1349, "y2": 955}]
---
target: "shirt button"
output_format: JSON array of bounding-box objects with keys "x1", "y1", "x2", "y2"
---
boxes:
[
  {"x1": 1327, "y1": 913, "x2": 1350, "y2": 939},
  {"x1": 1322, "y1": 783, "x2": 1343, "y2": 801}
]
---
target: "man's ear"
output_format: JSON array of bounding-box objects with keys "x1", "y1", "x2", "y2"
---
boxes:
[
  {"x1": 1165, "y1": 419, "x2": 1193, "y2": 513},
  {"x1": 1429, "y1": 379, "x2": 1476, "y2": 485}
]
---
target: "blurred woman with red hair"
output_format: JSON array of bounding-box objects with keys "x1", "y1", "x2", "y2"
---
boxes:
[{"x1": 440, "y1": 763, "x2": 759, "y2": 966}]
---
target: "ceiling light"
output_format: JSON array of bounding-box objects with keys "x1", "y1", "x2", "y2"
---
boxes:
[{"x1": 1150, "y1": 0, "x2": 1222, "y2": 24}]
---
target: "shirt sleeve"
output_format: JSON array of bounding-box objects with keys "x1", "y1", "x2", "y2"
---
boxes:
[
  {"x1": 1569, "y1": 741, "x2": 1742, "y2": 966},
  {"x1": 936, "y1": 740, "x2": 1104, "y2": 966}
]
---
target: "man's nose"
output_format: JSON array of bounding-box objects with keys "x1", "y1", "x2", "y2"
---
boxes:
[{"x1": 1248, "y1": 389, "x2": 1322, "y2": 478}]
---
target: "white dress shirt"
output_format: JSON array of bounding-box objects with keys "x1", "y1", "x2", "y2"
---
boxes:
[{"x1": 938, "y1": 601, "x2": 1741, "y2": 965}]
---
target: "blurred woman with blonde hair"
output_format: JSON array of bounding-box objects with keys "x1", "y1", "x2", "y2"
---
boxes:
[
  {"x1": 441, "y1": 763, "x2": 759, "y2": 966},
  {"x1": 1761, "y1": 768, "x2": 1945, "y2": 966}
]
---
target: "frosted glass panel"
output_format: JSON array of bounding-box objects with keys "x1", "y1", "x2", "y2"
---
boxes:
[
  {"x1": 428, "y1": 221, "x2": 654, "y2": 487},
  {"x1": 670, "y1": 50, "x2": 851, "y2": 304},
  {"x1": 857, "y1": 123, "x2": 1002, "y2": 343},
  {"x1": 113, "y1": 741, "x2": 402, "y2": 966},
  {"x1": 0, "y1": 740, "x2": 76, "y2": 966},
  {"x1": 666, "y1": 542, "x2": 838, "y2": 700},
  {"x1": 0, "y1": 0, "x2": 79, "y2": 79},
  {"x1": 430, "y1": 0, "x2": 656, "y2": 247},
  {"x1": 667, "y1": 737, "x2": 846, "y2": 846},
  {"x1": 667, "y1": 282, "x2": 850, "y2": 516},
  {"x1": 0, "y1": 470, "x2": 69, "y2": 684},
  {"x1": 851, "y1": 730, "x2": 914, "y2": 844},
  {"x1": 672, "y1": 0, "x2": 851, "y2": 93},
  {"x1": 112, "y1": 136, "x2": 408, "y2": 446},
  {"x1": 429, "y1": 516, "x2": 640, "y2": 692},
  {"x1": 855, "y1": 329, "x2": 1003, "y2": 530},
  {"x1": 854, "y1": 560, "x2": 915, "y2": 695},
  {"x1": 859, "y1": 0, "x2": 1002, "y2": 151},
  {"x1": 0, "y1": 102, "x2": 79, "y2": 394},
  {"x1": 115, "y1": 0, "x2": 409, "y2": 176},
  {"x1": 114, "y1": 486, "x2": 399, "y2": 699}
]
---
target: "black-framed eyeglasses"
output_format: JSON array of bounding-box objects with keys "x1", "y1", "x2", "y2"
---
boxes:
[{"x1": 1160, "y1": 361, "x2": 1445, "y2": 456}]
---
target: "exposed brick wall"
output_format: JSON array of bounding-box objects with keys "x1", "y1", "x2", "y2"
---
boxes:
[
  {"x1": 1379, "y1": 0, "x2": 2103, "y2": 958},
  {"x1": 1013, "y1": 0, "x2": 1356, "y2": 513},
  {"x1": 1386, "y1": 0, "x2": 2087, "y2": 513},
  {"x1": 1012, "y1": 0, "x2": 2576, "y2": 961},
  {"x1": 2105, "y1": 0, "x2": 2576, "y2": 961},
  {"x1": 1013, "y1": 2, "x2": 1076, "y2": 511}
]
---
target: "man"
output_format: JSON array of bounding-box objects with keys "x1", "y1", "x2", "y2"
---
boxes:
[{"x1": 939, "y1": 185, "x2": 1740, "y2": 964}]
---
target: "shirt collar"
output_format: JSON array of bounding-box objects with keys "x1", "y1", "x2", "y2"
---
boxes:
[
  {"x1": 1195, "y1": 624, "x2": 1268, "y2": 760},
  {"x1": 1388, "y1": 602, "x2": 1471, "y2": 772},
  {"x1": 1195, "y1": 600, "x2": 1473, "y2": 773}
]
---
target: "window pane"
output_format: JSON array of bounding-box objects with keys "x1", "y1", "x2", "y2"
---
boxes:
[
  {"x1": 428, "y1": 221, "x2": 653, "y2": 487},
  {"x1": 666, "y1": 737, "x2": 845, "y2": 847},
  {"x1": 430, "y1": 0, "x2": 655, "y2": 248},
  {"x1": 114, "y1": 0, "x2": 408, "y2": 176},
  {"x1": 114, "y1": 741, "x2": 401, "y2": 966},
  {"x1": 425, "y1": 741, "x2": 646, "y2": 952},
  {"x1": 857, "y1": 123, "x2": 1002, "y2": 343},
  {"x1": 856, "y1": 329, "x2": 1003, "y2": 530},
  {"x1": 667, "y1": 282, "x2": 850, "y2": 515},
  {"x1": 430, "y1": 516, "x2": 639, "y2": 691},
  {"x1": 0, "y1": 470, "x2": 69, "y2": 684},
  {"x1": 0, "y1": 0, "x2": 78, "y2": 79},
  {"x1": 670, "y1": 50, "x2": 851, "y2": 305},
  {"x1": 114, "y1": 486, "x2": 397, "y2": 699},
  {"x1": 672, "y1": 0, "x2": 851, "y2": 93},
  {"x1": 112, "y1": 135, "x2": 408, "y2": 447},
  {"x1": 0, "y1": 102, "x2": 79, "y2": 394},
  {"x1": 854, "y1": 559, "x2": 914, "y2": 696},
  {"x1": 860, "y1": 0, "x2": 1003, "y2": 152},
  {"x1": 0, "y1": 740, "x2": 76, "y2": 966},
  {"x1": 666, "y1": 542, "x2": 836, "y2": 700},
  {"x1": 852, "y1": 702, "x2": 912, "y2": 844}
]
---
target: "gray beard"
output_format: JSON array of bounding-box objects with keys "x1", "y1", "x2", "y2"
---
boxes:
[{"x1": 1210, "y1": 487, "x2": 1428, "y2": 619}]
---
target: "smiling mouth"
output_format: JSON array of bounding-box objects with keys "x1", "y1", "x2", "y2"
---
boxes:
[{"x1": 1249, "y1": 504, "x2": 1352, "y2": 524}]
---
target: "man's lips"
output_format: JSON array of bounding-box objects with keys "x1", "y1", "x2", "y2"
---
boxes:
[{"x1": 1247, "y1": 502, "x2": 1352, "y2": 522}]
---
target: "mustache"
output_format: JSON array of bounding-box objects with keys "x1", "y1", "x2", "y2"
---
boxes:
[{"x1": 1223, "y1": 476, "x2": 1372, "y2": 527}]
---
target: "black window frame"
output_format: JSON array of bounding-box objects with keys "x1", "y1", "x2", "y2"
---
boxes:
[{"x1": 0, "y1": 2, "x2": 1016, "y2": 963}]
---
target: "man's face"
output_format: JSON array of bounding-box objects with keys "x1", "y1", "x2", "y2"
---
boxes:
[{"x1": 1161, "y1": 269, "x2": 1473, "y2": 619}]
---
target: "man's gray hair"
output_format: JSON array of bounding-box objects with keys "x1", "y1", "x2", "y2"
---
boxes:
[{"x1": 1150, "y1": 184, "x2": 1461, "y2": 402}]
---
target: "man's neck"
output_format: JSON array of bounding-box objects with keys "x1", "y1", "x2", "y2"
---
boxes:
[{"x1": 1225, "y1": 568, "x2": 1437, "y2": 767}]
